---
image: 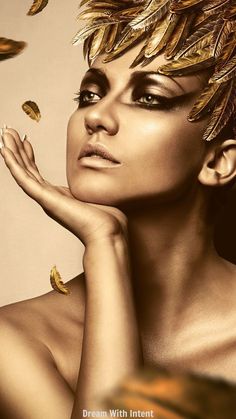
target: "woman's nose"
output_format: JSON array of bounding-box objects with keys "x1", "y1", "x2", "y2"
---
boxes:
[{"x1": 84, "y1": 99, "x2": 119, "y2": 136}]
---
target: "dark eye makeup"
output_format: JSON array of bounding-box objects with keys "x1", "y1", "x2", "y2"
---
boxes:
[{"x1": 74, "y1": 87, "x2": 188, "y2": 110}]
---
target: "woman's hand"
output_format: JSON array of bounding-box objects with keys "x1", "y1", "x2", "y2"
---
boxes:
[{"x1": 0, "y1": 128, "x2": 128, "y2": 245}]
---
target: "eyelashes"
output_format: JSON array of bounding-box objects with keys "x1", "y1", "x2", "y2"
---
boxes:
[{"x1": 74, "y1": 89, "x2": 181, "y2": 111}]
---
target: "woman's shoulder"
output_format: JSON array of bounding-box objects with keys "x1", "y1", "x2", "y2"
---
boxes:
[{"x1": 0, "y1": 272, "x2": 86, "y2": 392}]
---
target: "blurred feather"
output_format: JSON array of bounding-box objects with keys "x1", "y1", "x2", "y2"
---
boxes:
[
  {"x1": 158, "y1": 51, "x2": 214, "y2": 76},
  {"x1": 27, "y1": 0, "x2": 48, "y2": 16},
  {"x1": 188, "y1": 82, "x2": 226, "y2": 121},
  {"x1": 0, "y1": 37, "x2": 26, "y2": 61},
  {"x1": 129, "y1": 0, "x2": 170, "y2": 30},
  {"x1": 175, "y1": 21, "x2": 214, "y2": 59},
  {"x1": 164, "y1": 14, "x2": 194, "y2": 59},
  {"x1": 22, "y1": 100, "x2": 41, "y2": 122},
  {"x1": 106, "y1": 366, "x2": 236, "y2": 419},
  {"x1": 210, "y1": 54, "x2": 236, "y2": 83},
  {"x1": 203, "y1": 80, "x2": 235, "y2": 141}
]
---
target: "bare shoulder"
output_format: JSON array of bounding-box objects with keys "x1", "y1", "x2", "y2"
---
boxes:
[{"x1": 0, "y1": 273, "x2": 85, "y2": 418}]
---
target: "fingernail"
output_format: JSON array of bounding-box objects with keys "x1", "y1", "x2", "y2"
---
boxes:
[
  {"x1": 22, "y1": 134, "x2": 27, "y2": 142},
  {"x1": 3, "y1": 124, "x2": 7, "y2": 129}
]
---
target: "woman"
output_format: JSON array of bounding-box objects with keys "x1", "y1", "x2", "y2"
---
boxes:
[{"x1": 0, "y1": 0, "x2": 236, "y2": 418}]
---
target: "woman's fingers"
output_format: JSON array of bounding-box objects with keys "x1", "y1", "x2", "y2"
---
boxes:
[{"x1": 3, "y1": 129, "x2": 43, "y2": 182}]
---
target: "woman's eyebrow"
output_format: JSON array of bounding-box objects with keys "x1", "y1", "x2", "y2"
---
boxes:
[
  {"x1": 82, "y1": 68, "x2": 188, "y2": 96},
  {"x1": 81, "y1": 68, "x2": 110, "y2": 89}
]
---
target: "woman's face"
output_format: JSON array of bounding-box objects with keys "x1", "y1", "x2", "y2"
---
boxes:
[{"x1": 67, "y1": 43, "x2": 210, "y2": 208}]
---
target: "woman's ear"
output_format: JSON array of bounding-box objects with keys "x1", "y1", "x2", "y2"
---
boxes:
[{"x1": 198, "y1": 139, "x2": 236, "y2": 186}]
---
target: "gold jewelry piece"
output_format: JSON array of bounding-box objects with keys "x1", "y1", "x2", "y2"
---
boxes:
[
  {"x1": 50, "y1": 266, "x2": 70, "y2": 295},
  {"x1": 74, "y1": 0, "x2": 236, "y2": 142}
]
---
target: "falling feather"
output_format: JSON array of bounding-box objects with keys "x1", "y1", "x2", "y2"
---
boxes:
[
  {"x1": 50, "y1": 266, "x2": 70, "y2": 295},
  {"x1": 188, "y1": 82, "x2": 226, "y2": 121},
  {"x1": 27, "y1": 0, "x2": 49, "y2": 16},
  {"x1": 175, "y1": 21, "x2": 214, "y2": 59},
  {"x1": 210, "y1": 54, "x2": 236, "y2": 83},
  {"x1": 203, "y1": 80, "x2": 235, "y2": 141},
  {"x1": 0, "y1": 38, "x2": 27, "y2": 61},
  {"x1": 158, "y1": 51, "x2": 214, "y2": 76},
  {"x1": 22, "y1": 101, "x2": 41, "y2": 122},
  {"x1": 129, "y1": 0, "x2": 170, "y2": 31}
]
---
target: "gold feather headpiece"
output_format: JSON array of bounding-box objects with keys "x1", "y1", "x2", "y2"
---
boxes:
[{"x1": 73, "y1": 0, "x2": 236, "y2": 142}]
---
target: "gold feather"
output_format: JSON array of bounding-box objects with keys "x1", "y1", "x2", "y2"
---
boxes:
[
  {"x1": 216, "y1": 32, "x2": 236, "y2": 70},
  {"x1": 223, "y1": 2, "x2": 236, "y2": 19},
  {"x1": 129, "y1": 0, "x2": 170, "y2": 31},
  {"x1": 73, "y1": 20, "x2": 111, "y2": 45},
  {"x1": 22, "y1": 101, "x2": 41, "y2": 122},
  {"x1": 80, "y1": 0, "x2": 92, "y2": 6},
  {"x1": 170, "y1": 0, "x2": 205, "y2": 13},
  {"x1": 188, "y1": 82, "x2": 226, "y2": 121},
  {"x1": 164, "y1": 14, "x2": 194, "y2": 59},
  {"x1": 89, "y1": 26, "x2": 109, "y2": 61},
  {"x1": 175, "y1": 21, "x2": 214, "y2": 59},
  {"x1": 203, "y1": 0, "x2": 230, "y2": 16},
  {"x1": 78, "y1": 8, "x2": 112, "y2": 21},
  {"x1": 192, "y1": 12, "x2": 212, "y2": 31},
  {"x1": 0, "y1": 37, "x2": 26, "y2": 61},
  {"x1": 210, "y1": 54, "x2": 236, "y2": 83},
  {"x1": 84, "y1": 1, "x2": 119, "y2": 10},
  {"x1": 105, "y1": 23, "x2": 120, "y2": 53},
  {"x1": 203, "y1": 80, "x2": 235, "y2": 141},
  {"x1": 144, "y1": 14, "x2": 172, "y2": 58},
  {"x1": 27, "y1": 0, "x2": 48, "y2": 16},
  {"x1": 103, "y1": 28, "x2": 145, "y2": 62},
  {"x1": 50, "y1": 266, "x2": 70, "y2": 296},
  {"x1": 158, "y1": 51, "x2": 214, "y2": 76},
  {"x1": 212, "y1": 19, "x2": 235, "y2": 58}
]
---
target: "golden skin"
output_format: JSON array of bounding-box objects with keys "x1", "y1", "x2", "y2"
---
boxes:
[
  {"x1": 67, "y1": 47, "x2": 210, "y2": 208},
  {"x1": 1, "y1": 43, "x2": 236, "y2": 418}
]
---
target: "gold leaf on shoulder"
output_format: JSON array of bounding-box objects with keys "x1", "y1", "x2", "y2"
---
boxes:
[
  {"x1": 0, "y1": 37, "x2": 27, "y2": 61},
  {"x1": 22, "y1": 101, "x2": 41, "y2": 122},
  {"x1": 27, "y1": 0, "x2": 49, "y2": 16},
  {"x1": 50, "y1": 266, "x2": 70, "y2": 296}
]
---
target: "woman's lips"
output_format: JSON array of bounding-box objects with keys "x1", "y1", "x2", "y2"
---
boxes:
[{"x1": 79, "y1": 143, "x2": 120, "y2": 164}]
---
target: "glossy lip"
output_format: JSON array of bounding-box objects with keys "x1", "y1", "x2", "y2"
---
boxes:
[{"x1": 79, "y1": 143, "x2": 121, "y2": 164}]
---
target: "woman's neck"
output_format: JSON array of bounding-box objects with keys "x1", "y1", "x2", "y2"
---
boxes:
[{"x1": 124, "y1": 189, "x2": 222, "y2": 332}]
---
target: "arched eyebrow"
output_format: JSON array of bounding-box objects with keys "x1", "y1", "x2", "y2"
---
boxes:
[{"x1": 82, "y1": 67, "x2": 186, "y2": 95}]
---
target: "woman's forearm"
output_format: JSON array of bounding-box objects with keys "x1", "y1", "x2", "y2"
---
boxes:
[{"x1": 71, "y1": 235, "x2": 143, "y2": 417}]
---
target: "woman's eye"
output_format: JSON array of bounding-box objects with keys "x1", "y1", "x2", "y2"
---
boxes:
[
  {"x1": 134, "y1": 93, "x2": 174, "y2": 110},
  {"x1": 74, "y1": 90, "x2": 101, "y2": 107}
]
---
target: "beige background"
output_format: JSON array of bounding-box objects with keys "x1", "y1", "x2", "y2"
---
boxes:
[{"x1": 0, "y1": 0, "x2": 86, "y2": 306}]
